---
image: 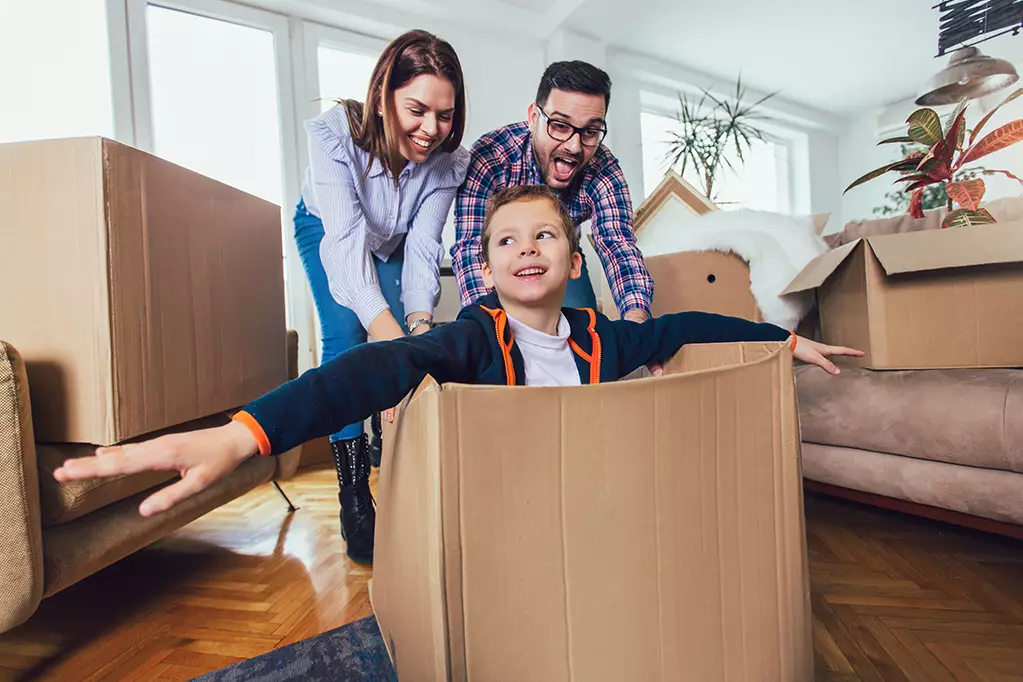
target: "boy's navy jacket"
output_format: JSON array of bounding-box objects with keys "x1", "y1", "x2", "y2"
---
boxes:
[{"x1": 240, "y1": 293, "x2": 791, "y2": 455}]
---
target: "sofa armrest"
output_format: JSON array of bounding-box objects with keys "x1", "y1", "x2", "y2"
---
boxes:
[{"x1": 0, "y1": 341, "x2": 44, "y2": 633}]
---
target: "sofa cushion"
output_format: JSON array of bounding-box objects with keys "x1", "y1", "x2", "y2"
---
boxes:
[
  {"x1": 802, "y1": 443, "x2": 1023, "y2": 526},
  {"x1": 826, "y1": 196, "x2": 1023, "y2": 247},
  {"x1": 36, "y1": 412, "x2": 232, "y2": 526},
  {"x1": 35, "y1": 443, "x2": 178, "y2": 526},
  {"x1": 795, "y1": 365, "x2": 1023, "y2": 473},
  {"x1": 42, "y1": 452, "x2": 275, "y2": 597},
  {"x1": 0, "y1": 341, "x2": 44, "y2": 632}
]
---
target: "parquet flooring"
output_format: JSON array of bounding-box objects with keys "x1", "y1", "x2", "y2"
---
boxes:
[
  {"x1": 0, "y1": 465, "x2": 1021, "y2": 680},
  {"x1": 808, "y1": 494, "x2": 1023, "y2": 681},
  {"x1": 0, "y1": 465, "x2": 375, "y2": 681}
]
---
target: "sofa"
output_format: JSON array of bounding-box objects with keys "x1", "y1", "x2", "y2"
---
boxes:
[
  {"x1": 796, "y1": 363, "x2": 1023, "y2": 531},
  {"x1": 794, "y1": 199, "x2": 1023, "y2": 536},
  {"x1": 0, "y1": 334, "x2": 302, "y2": 634}
]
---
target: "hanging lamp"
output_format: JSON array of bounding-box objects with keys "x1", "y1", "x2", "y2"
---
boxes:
[{"x1": 915, "y1": 45, "x2": 1019, "y2": 105}]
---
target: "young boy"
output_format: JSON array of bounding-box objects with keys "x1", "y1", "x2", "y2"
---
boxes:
[{"x1": 53, "y1": 185, "x2": 861, "y2": 563}]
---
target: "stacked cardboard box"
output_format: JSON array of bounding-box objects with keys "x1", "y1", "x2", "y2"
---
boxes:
[
  {"x1": 783, "y1": 221, "x2": 1023, "y2": 369},
  {"x1": 373, "y1": 342, "x2": 814, "y2": 681},
  {"x1": 0, "y1": 137, "x2": 288, "y2": 445}
]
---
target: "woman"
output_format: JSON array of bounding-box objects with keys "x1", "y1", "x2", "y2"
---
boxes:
[{"x1": 293, "y1": 29, "x2": 469, "y2": 564}]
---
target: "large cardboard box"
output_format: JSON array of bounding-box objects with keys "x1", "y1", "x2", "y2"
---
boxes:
[
  {"x1": 596, "y1": 246, "x2": 762, "y2": 322},
  {"x1": 0, "y1": 137, "x2": 287, "y2": 444},
  {"x1": 373, "y1": 342, "x2": 813, "y2": 681},
  {"x1": 645, "y1": 250, "x2": 762, "y2": 320},
  {"x1": 782, "y1": 222, "x2": 1023, "y2": 369}
]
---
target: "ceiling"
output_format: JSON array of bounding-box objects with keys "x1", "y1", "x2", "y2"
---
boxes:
[
  {"x1": 259, "y1": 0, "x2": 1023, "y2": 117},
  {"x1": 563, "y1": 0, "x2": 1023, "y2": 115}
]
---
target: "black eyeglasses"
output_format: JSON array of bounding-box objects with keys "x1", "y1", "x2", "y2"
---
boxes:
[{"x1": 536, "y1": 105, "x2": 606, "y2": 147}]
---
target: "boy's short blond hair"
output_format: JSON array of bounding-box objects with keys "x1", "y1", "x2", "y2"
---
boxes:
[{"x1": 480, "y1": 185, "x2": 578, "y2": 263}]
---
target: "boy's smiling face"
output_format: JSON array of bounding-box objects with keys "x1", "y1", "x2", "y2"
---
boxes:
[{"x1": 481, "y1": 197, "x2": 582, "y2": 309}]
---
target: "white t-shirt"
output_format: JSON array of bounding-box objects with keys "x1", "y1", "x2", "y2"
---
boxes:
[{"x1": 505, "y1": 313, "x2": 582, "y2": 387}]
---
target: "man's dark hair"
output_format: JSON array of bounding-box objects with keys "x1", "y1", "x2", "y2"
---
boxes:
[{"x1": 535, "y1": 60, "x2": 612, "y2": 110}]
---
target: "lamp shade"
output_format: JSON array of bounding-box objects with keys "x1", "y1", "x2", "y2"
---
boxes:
[{"x1": 915, "y1": 46, "x2": 1019, "y2": 106}]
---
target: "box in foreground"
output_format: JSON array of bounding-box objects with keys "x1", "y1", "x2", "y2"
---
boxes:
[
  {"x1": 372, "y1": 342, "x2": 813, "y2": 682},
  {"x1": 783, "y1": 222, "x2": 1023, "y2": 370},
  {"x1": 0, "y1": 137, "x2": 287, "y2": 444}
]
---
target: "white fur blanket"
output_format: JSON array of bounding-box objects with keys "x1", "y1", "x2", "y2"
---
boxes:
[{"x1": 644, "y1": 209, "x2": 830, "y2": 330}]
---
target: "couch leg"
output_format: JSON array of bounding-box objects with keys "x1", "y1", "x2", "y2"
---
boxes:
[{"x1": 273, "y1": 481, "x2": 299, "y2": 512}]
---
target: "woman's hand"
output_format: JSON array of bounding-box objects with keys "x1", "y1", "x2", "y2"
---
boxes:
[
  {"x1": 368, "y1": 310, "x2": 407, "y2": 342},
  {"x1": 406, "y1": 311, "x2": 434, "y2": 337},
  {"x1": 52, "y1": 421, "x2": 259, "y2": 517},
  {"x1": 792, "y1": 336, "x2": 864, "y2": 375}
]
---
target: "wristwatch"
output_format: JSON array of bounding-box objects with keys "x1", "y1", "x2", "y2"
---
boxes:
[{"x1": 407, "y1": 317, "x2": 434, "y2": 334}]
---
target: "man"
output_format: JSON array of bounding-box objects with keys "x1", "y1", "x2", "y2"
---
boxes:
[{"x1": 451, "y1": 60, "x2": 654, "y2": 322}]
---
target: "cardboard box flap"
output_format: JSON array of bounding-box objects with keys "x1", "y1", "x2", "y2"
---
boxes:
[
  {"x1": 780, "y1": 240, "x2": 861, "y2": 294},
  {"x1": 866, "y1": 221, "x2": 1023, "y2": 275},
  {"x1": 668, "y1": 341, "x2": 785, "y2": 374}
]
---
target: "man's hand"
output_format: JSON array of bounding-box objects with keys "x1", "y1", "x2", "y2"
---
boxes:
[
  {"x1": 792, "y1": 336, "x2": 864, "y2": 375},
  {"x1": 52, "y1": 421, "x2": 259, "y2": 517},
  {"x1": 621, "y1": 308, "x2": 662, "y2": 375},
  {"x1": 622, "y1": 308, "x2": 649, "y2": 324}
]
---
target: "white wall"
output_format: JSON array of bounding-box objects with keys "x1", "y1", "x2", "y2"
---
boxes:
[{"x1": 837, "y1": 107, "x2": 901, "y2": 225}]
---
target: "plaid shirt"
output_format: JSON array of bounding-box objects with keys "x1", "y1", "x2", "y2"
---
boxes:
[{"x1": 451, "y1": 122, "x2": 653, "y2": 315}]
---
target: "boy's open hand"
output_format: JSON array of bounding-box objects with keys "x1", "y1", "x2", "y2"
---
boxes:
[
  {"x1": 51, "y1": 421, "x2": 259, "y2": 517},
  {"x1": 792, "y1": 336, "x2": 864, "y2": 375}
]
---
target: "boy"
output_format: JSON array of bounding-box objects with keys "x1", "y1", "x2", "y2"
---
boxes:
[{"x1": 54, "y1": 185, "x2": 861, "y2": 563}]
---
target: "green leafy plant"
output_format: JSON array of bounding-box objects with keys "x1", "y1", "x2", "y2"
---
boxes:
[
  {"x1": 665, "y1": 76, "x2": 776, "y2": 202},
  {"x1": 846, "y1": 88, "x2": 1023, "y2": 228}
]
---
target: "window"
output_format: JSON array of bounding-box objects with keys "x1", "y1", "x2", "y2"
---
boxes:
[
  {"x1": 143, "y1": 5, "x2": 284, "y2": 205},
  {"x1": 640, "y1": 111, "x2": 790, "y2": 213},
  {"x1": 0, "y1": 0, "x2": 114, "y2": 144},
  {"x1": 316, "y1": 46, "x2": 376, "y2": 112}
]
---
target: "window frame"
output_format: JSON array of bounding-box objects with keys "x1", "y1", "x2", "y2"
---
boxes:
[
  {"x1": 638, "y1": 86, "x2": 803, "y2": 214},
  {"x1": 123, "y1": 0, "x2": 314, "y2": 368},
  {"x1": 638, "y1": 94, "x2": 797, "y2": 213}
]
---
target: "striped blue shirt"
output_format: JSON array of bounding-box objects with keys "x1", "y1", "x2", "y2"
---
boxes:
[{"x1": 301, "y1": 106, "x2": 470, "y2": 329}]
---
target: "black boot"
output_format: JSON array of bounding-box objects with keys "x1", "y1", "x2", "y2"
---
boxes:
[
  {"x1": 368, "y1": 412, "x2": 383, "y2": 468},
  {"x1": 331, "y1": 436, "x2": 375, "y2": 564}
]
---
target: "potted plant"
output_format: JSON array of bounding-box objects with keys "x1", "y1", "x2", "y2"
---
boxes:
[
  {"x1": 664, "y1": 76, "x2": 777, "y2": 203},
  {"x1": 845, "y1": 88, "x2": 1023, "y2": 228}
]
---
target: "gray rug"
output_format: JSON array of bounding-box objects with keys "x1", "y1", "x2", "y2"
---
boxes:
[{"x1": 191, "y1": 615, "x2": 397, "y2": 681}]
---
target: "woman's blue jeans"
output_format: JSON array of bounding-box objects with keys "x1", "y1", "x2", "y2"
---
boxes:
[{"x1": 293, "y1": 199, "x2": 407, "y2": 441}]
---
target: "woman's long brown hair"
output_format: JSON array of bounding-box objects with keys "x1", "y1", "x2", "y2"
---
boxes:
[{"x1": 340, "y1": 30, "x2": 465, "y2": 187}]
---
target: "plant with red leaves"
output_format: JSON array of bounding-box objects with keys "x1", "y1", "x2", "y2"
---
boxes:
[{"x1": 845, "y1": 88, "x2": 1023, "y2": 228}]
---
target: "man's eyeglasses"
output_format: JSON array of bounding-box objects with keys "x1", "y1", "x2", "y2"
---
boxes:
[{"x1": 536, "y1": 105, "x2": 606, "y2": 147}]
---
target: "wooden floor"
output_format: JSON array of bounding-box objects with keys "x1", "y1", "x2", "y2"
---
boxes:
[{"x1": 1, "y1": 465, "x2": 1021, "y2": 681}]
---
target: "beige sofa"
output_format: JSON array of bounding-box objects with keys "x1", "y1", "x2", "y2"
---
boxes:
[
  {"x1": 795, "y1": 199, "x2": 1023, "y2": 535},
  {"x1": 796, "y1": 363, "x2": 1023, "y2": 529},
  {"x1": 0, "y1": 337, "x2": 301, "y2": 634}
]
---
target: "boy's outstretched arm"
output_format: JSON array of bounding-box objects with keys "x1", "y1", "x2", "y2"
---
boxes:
[
  {"x1": 53, "y1": 320, "x2": 490, "y2": 516},
  {"x1": 241, "y1": 321, "x2": 488, "y2": 454},
  {"x1": 612, "y1": 311, "x2": 863, "y2": 378}
]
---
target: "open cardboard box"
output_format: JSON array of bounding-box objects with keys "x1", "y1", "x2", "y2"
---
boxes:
[
  {"x1": 782, "y1": 221, "x2": 1023, "y2": 370},
  {"x1": 373, "y1": 341, "x2": 813, "y2": 681}
]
